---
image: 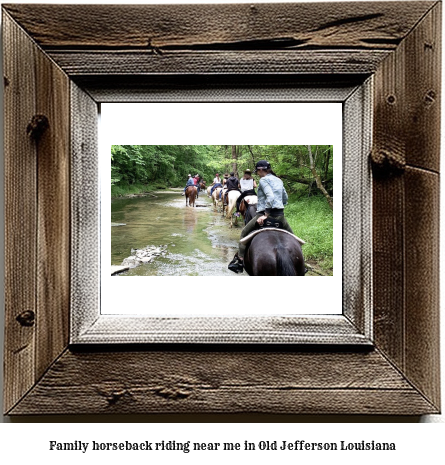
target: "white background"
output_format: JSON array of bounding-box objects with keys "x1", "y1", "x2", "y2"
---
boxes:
[
  {"x1": 101, "y1": 102, "x2": 342, "y2": 315},
  {"x1": 0, "y1": 0, "x2": 444, "y2": 459}
]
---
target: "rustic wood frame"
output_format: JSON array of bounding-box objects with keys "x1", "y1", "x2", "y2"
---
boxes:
[{"x1": 3, "y1": 2, "x2": 441, "y2": 415}]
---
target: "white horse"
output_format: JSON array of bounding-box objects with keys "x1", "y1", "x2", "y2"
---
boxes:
[
  {"x1": 212, "y1": 187, "x2": 223, "y2": 212},
  {"x1": 206, "y1": 186, "x2": 212, "y2": 197},
  {"x1": 226, "y1": 190, "x2": 241, "y2": 228}
]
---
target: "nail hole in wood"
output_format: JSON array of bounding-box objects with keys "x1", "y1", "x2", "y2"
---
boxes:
[
  {"x1": 425, "y1": 90, "x2": 436, "y2": 105},
  {"x1": 386, "y1": 95, "x2": 396, "y2": 104}
]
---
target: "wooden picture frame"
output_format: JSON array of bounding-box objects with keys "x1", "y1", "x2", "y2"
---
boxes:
[{"x1": 3, "y1": 2, "x2": 441, "y2": 415}]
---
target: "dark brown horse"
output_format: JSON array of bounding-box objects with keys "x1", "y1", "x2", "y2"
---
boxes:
[
  {"x1": 199, "y1": 181, "x2": 206, "y2": 191},
  {"x1": 239, "y1": 197, "x2": 258, "y2": 225},
  {"x1": 244, "y1": 230, "x2": 305, "y2": 276},
  {"x1": 185, "y1": 186, "x2": 197, "y2": 207}
]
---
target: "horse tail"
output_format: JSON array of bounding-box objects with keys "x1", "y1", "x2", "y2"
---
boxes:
[{"x1": 276, "y1": 246, "x2": 297, "y2": 276}]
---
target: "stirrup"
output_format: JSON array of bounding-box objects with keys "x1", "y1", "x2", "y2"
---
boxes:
[{"x1": 228, "y1": 254, "x2": 244, "y2": 274}]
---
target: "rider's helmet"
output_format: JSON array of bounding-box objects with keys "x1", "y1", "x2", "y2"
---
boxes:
[{"x1": 254, "y1": 160, "x2": 271, "y2": 173}]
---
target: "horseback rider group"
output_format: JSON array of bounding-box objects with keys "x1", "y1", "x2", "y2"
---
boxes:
[{"x1": 180, "y1": 160, "x2": 296, "y2": 275}]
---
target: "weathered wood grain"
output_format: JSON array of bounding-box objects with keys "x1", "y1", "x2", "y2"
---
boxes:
[
  {"x1": 404, "y1": 2, "x2": 441, "y2": 172},
  {"x1": 76, "y1": 75, "x2": 365, "y2": 103},
  {"x1": 9, "y1": 348, "x2": 438, "y2": 415},
  {"x1": 372, "y1": 175, "x2": 405, "y2": 368},
  {"x1": 342, "y1": 81, "x2": 372, "y2": 336},
  {"x1": 404, "y1": 167, "x2": 440, "y2": 409},
  {"x1": 3, "y1": 12, "x2": 37, "y2": 414},
  {"x1": 74, "y1": 316, "x2": 370, "y2": 345},
  {"x1": 371, "y1": 3, "x2": 441, "y2": 411},
  {"x1": 70, "y1": 83, "x2": 99, "y2": 341},
  {"x1": 372, "y1": 18, "x2": 409, "y2": 370},
  {"x1": 35, "y1": 40, "x2": 71, "y2": 381},
  {"x1": 3, "y1": 2, "x2": 435, "y2": 50},
  {"x1": 2, "y1": 2, "x2": 441, "y2": 416},
  {"x1": 47, "y1": 50, "x2": 391, "y2": 76}
]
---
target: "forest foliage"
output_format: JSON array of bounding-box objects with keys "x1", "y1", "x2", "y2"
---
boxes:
[{"x1": 111, "y1": 145, "x2": 334, "y2": 202}]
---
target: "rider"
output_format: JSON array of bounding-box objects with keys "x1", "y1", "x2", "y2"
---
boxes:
[
  {"x1": 182, "y1": 174, "x2": 195, "y2": 196},
  {"x1": 229, "y1": 160, "x2": 294, "y2": 273},
  {"x1": 235, "y1": 169, "x2": 257, "y2": 216},
  {"x1": 194, "y1": 174, "x2": 200, "y2": 198},
  {"x1": 218, "y1": 173, "x2": 230, "y2": 201},
  {"x1": 209, "y1": 172, "x2": 222, "y2": 197},
  {"x1": 223, "y1": 172, "x2": 240, "y2": 205}
]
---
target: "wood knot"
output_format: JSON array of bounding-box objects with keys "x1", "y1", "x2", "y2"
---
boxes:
[
  {"x1": 386, "y1": 94, "x2": 396, "y2": 104},
  {"x1": 154, "y1": 386, "x2": 191, "y2": 400},
  {"x1": 95, "y1": 385, "x2": 130, "y2": 405},
  {"x1": 370, "y1": 149, "x2": 405, "y2": 177},
  {"x1": 16, "y1": 310, "x2": 35, "y2": 327},
  {"x1": 424, "y1": 42, "x2": 434, "y2": 50},
  {"x1": 105, "y1": 390, "x2": 128, "y2": 405},
  {"x1": 27, "y1": 115, "x2": 49, "y2": 140}
]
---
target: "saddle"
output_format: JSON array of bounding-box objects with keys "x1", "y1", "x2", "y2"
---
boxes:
[
  {"x1": 261, "y1": 217, "x2": 283, "y2": 229},
  {"x1": 240, "y1": 228, "x2": 306, "y2": 246}
]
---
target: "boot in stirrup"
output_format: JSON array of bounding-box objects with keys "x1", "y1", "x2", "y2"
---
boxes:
[{"x1": 228, "y1": 253, "x2": 244, "y2": 274}]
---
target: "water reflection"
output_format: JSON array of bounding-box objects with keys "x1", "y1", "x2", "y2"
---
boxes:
[{"x1": 111, "y1": 191, "x2": 245, "y2": 277}]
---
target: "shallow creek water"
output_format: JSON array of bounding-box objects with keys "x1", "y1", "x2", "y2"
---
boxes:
[{"x1": 111, "y1": 190, "x2": 247, "y2": 276}]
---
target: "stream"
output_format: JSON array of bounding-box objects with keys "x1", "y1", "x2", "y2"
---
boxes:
[{"x1": 111, "y1": 189, "x2": 247, "y2": 276}]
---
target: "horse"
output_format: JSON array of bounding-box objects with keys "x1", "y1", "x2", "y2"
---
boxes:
[
  {"x1": 211, "y1": 187, "x2": 223, "y2": 211},
  {"x1": 225, "y1": 190, "x2": 241, "y2": 228},
  {"x1": 206, "y1": 186, "x2": 213, "y2": 197},
  {"x1": 199, "y1": 181, "x2": 206, "y2": 191},
  {"x1": 185, "y1": 186, "x2": 197, "y2": 207},
  {"x1": 243, "y1": 230, "x2": 305, "y2": 276},
  {"x1": 239, "y1": 194, "x2": 258, "y2": 225}
]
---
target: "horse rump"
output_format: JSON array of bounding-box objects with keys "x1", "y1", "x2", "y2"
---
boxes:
[
  {"x1": 244, "y1": 230, "x2": 305, "y2": 276},
  {"x1": 275, "y1": 245, "x2": 297, "y2": 276},
  {"x1": 185, "y1": 186, "x2": 197, "y2": 207}
]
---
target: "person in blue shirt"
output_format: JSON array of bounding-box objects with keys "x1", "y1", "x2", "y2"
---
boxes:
[
  {"x1": 181, "y1": 174, "x2": 196, "y2": 196},
  {"x1": 229, "y1": 160, "x2": 294, "y2": 273}
]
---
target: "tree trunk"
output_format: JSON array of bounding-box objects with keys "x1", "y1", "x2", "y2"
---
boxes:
[
  {"x1": 231, "y1": 145, "x2": 238, "y2": 178},
  {"x1": 247, "y1": 145, "x2": 256, "y2": 168},
  {"x1": 307, "y1": 145, "x2": 333, "y2": 210},
  {"x1": 324, "y1": 147, "x2": 331, "y2": 183}
]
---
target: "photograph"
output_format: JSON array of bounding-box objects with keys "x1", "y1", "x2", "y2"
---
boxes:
[{"x1": 110, "y1": 145, "x2": 334, "y2": 277}]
